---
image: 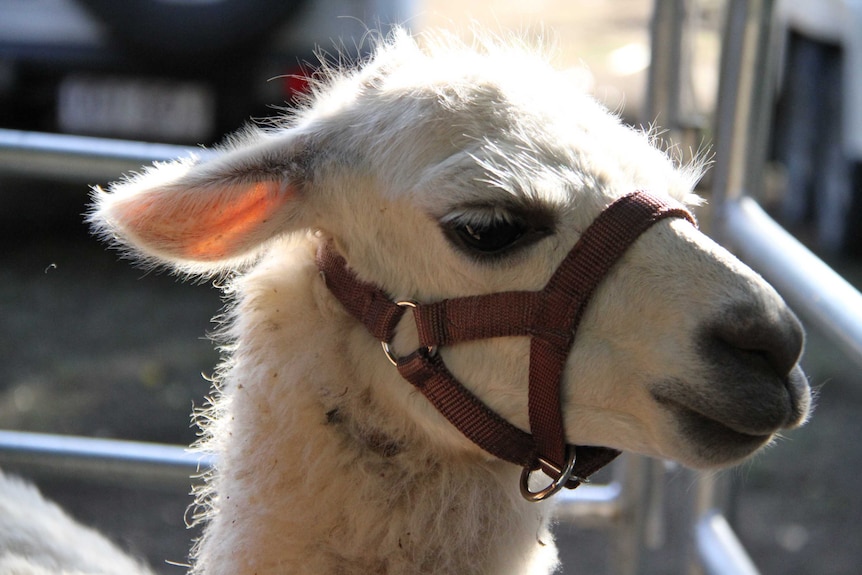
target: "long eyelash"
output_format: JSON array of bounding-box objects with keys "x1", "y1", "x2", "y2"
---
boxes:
[{"x1": 441, "y1": 207, "x2": 518, "y2": 228}]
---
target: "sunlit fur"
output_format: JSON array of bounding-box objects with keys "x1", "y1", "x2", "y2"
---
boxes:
[{"x1": 14, "y1": 29, "x2": 808, "y2": 574}]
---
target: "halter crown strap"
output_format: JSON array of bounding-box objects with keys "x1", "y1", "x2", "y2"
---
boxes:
[{"x1": 316, "y1": 191, "x2": 696, "y2": 499}]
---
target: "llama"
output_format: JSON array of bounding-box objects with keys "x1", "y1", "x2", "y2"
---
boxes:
[
  {"x1": 5, "y1": 29, "x2": 810, "y2": 574},
  {"x1": 0, "y1": 470, "x2": 156, "y2": 575}
]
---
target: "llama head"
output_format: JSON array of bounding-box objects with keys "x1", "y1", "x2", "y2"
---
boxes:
[{"x1": 90, "y1": 30, "x2": 810, "y2": 472}]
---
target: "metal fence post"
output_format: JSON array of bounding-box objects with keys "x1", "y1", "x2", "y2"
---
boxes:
[{"x1": 710, "y1": 0, "x2": 777, "y2": 210}]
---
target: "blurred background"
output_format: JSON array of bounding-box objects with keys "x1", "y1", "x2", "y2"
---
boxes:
[{"x1": 1, "y1": 0, "x2": 860, "y2": 573}]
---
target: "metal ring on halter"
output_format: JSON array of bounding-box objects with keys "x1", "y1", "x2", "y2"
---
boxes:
[
  {"x1": 519, "y1": 446, "x2": 580, "y2": 501},
  {"x1": 381, "y1": 301, "x2": 438, "y2": 366}
]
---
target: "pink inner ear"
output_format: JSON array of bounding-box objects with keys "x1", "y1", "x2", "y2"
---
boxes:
[{"x1": 115, "y1": 181, "x2": 292, "y2": 262}]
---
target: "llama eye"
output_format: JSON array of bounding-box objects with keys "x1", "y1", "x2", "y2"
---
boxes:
[
  {"x1": 454, "y1": 219, "x2": 526, "y2": 254},
  {"x1": 442, "y1": 209, "x2": 535, "y2": 257},
  {"x1": 442, "y1": 204, "x2": 555, "y2": 260}
]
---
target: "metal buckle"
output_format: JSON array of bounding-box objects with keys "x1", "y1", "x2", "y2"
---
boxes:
[
  {"x1": 519, "y1": 446, "x2": 583, "y2": 501},
  {"x1": 381, "y1": 301, "x2": 437, "y2": 366}
]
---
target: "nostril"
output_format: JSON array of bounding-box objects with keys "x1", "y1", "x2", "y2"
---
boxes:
[
  {"x1": 706, "y1": 303, "x2": 805, "y2": 377},
  {"x1": 692, "y1": 302, "x2": 811, "y2": 434}
]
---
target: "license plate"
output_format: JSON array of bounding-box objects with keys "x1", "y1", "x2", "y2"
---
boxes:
[{"x1": 58, "y1": 75, "x2": 215, "y2": 143}]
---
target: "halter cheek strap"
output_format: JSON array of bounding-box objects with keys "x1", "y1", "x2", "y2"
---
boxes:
[{"x1": 317, "y1": 190, "x2": 697, "y2": 500}]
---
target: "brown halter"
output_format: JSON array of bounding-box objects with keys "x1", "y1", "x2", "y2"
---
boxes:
[{"x1": 317, "y1": 190, "x2": 696, "y2": 500}]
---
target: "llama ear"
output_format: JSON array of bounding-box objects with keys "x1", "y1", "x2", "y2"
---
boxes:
[{"x1": 90, "y1": 134, "x2": 308, "y2": 271}]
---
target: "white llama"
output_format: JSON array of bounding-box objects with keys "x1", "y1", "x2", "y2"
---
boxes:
[{"x1": 2, "y1": 30, "x2": 809, "y2": 575}]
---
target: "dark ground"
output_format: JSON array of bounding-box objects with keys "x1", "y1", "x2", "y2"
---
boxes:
[{"x1": 1, "y1": 175, "x2": 861, "y2": 574}]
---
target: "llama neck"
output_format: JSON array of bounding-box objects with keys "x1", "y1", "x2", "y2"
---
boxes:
[{"x1": 191, "y1": 240, "x2": 559, "y2": 575}]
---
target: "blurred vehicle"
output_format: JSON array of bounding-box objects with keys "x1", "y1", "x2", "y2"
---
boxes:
[
  {"x1": 0, "y1": 0, "x2": 416, "y2": 145},
  {"x1": 772, "y1": 0, "x2": 862, "y2": 255}
]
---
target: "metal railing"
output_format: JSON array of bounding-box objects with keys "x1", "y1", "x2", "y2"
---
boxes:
[
  {"x1": 710, "y1": 0, "x2": 862, "y2": 368},
  {"x1": 2, "y1": 1, "x2": 861, "y2": 574},
  {"x1": 0, "y1": 429, "x2": 211, "y2": 489},
  {"x1": 685, "y1": 1, "x2": 862, "y2": 574},
  {"x1": 0, "y1": 128, "x2": 208, "y2": 183}
]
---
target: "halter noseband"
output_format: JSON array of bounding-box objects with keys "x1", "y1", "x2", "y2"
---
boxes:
[{"x1": 317, "y1": 190, "x2": 696, "y2": 501}]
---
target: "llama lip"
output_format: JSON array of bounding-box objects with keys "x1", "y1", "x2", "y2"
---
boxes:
[
  {"x1": 656, "y1": 395, "x2": 772, "y2": 439},
  {"x1": 651, "y1": 392, "x2": 774, "y2": 462}
]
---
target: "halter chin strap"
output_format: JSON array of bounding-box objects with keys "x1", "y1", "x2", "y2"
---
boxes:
[{"x1": 316, "y1": 190, "x2": 697, "y2": 500}]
